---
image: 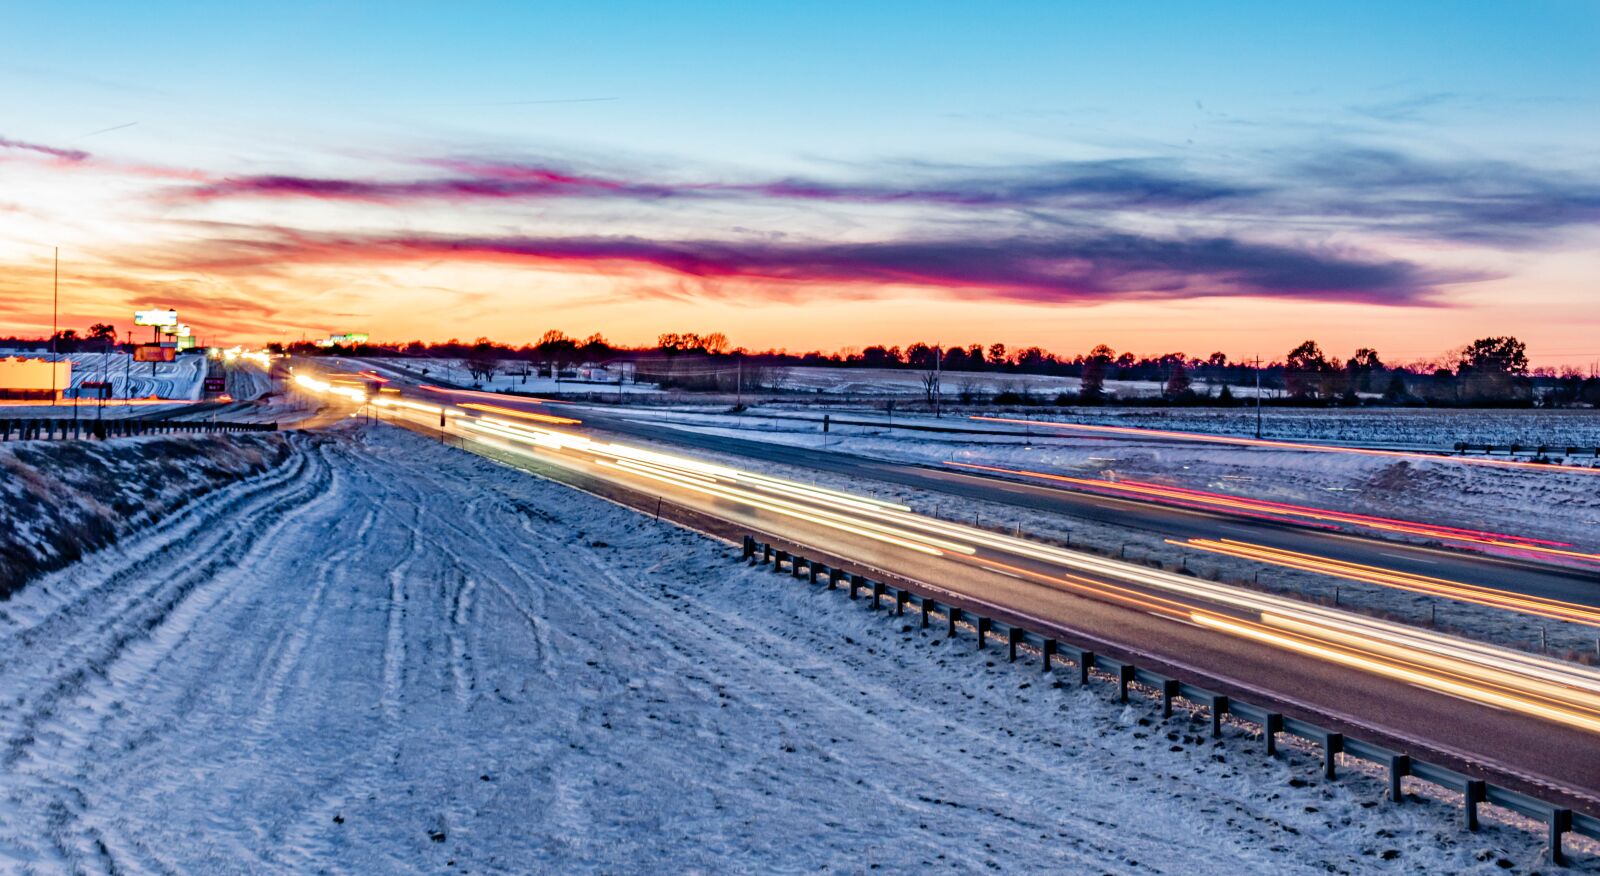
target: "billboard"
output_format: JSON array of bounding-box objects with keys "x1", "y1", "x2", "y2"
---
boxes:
[
  {"x1": 177, "y1": 334, "x2": 197, "y2": 350},
  {"x1": 313, "y1": 332, "x2": 371, "y2": 348},
  {"x1": 0, "y1": 357, "x2": 72, "y2": 393},
  {"x1": 134, "y1": 344, "x2": 176, "y2": 363},
  {"x1": 134, "y1": 308, "x2": 179, "y2": 327}
]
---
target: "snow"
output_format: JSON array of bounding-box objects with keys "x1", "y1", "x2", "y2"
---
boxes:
[
  {"x1": 0, "y1": 423, "x2": 1588, "y2": 872},
  {"x1": 353, "y1": 357, "x2": 664, "y2": 396},
  {"x1": 1027, "y1": 407, "x2": 1600, "y2": 451},
  {"x1": 776, "y1": 365, "x2": 1172, "y2": 399},
  {"x1": 0, "y1": 350, "x2": 209, "y2": 401}
]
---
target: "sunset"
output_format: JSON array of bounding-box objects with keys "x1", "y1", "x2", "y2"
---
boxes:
[
  {"x1": 5, "y1": 3, "x2": 1600, "y2": 872},
  {"x1": 4, "y1": 3, "x2": 1597, "y2": 365}
]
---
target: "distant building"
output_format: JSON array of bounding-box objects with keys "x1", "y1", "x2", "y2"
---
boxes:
[{"x1": 0, "y1": 357, "x2": 72, "y2": 400}]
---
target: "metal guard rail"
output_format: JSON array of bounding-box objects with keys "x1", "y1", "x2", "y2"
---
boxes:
[{"x1": 0, "y1": 418, "x2": 278, "y2": 441}]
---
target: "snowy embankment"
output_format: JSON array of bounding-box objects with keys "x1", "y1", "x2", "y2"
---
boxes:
[
  {"x1": 0, "y1": 423, "x2": 1584, "y2": 872},
  {"x1": 0, "y1": 433, "x2": 289, "y2": 597}
]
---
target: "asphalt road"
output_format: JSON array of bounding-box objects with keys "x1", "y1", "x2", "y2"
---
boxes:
[{"x1": 565, "y1": 405, "x2": 1600, "y2": 608}]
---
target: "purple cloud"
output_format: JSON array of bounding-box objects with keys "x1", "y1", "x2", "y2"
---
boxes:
[{"x1": 0, "y1": 136, "x2": 90, "y2": 162}]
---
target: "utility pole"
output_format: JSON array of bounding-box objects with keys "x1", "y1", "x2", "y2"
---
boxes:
[
  {"x1": 50, "y1": 247, "x2": 59, "y2": 407},
  {"x1": 1254, "y1": 355, "x2": 1263, "y2": 439}
]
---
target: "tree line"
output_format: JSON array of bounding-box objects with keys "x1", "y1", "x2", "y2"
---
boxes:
[{"x1": 3, "y1": 327, "x2": 1574, "y2": 408}]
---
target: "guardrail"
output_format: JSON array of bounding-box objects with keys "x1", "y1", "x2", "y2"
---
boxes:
[
  {"x1": 740, "y1": 534, "x2": 1599, "y2": 866},
  {"x1": 0, "y1": 418, "x2": 278, "y2": 441},
  {"x1": 1454, "y1": 441, "x2": 1600, "y2": 460}
]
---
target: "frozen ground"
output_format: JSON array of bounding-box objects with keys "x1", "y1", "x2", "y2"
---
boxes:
[{"x1": 0, "y1": 423, "x2": 1579, "y2": 873}]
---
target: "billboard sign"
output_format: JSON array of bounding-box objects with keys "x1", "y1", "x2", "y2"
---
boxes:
[
  {"x1": 134, "y1": 309, "x2": 179, "y2": 327},
  {"x1": 176, "y1": 334, "x2": 197, "y2": 350},
  {"x1": 134, "y1": 344, "x2": 176, "y2": 363}
]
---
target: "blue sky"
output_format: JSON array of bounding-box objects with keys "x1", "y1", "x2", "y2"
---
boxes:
[{"x1": 2, "y1": 2, "x2": 1597, "y2": 362}]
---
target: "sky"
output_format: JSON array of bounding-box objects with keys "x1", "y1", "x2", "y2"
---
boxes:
[{"x1": 1, "y1": 1, "x2": 1597, "y2": 366}]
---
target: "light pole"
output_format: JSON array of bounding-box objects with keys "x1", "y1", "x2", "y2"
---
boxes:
[
  {"x1": 49, "y1": 247, "x2": 59, "y2": 407},
  {"x1": 1254, "y1": 355, "x2": 1263, "y2": 439}
]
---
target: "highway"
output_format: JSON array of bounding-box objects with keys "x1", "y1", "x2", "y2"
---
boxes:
[
  {"x1": 563, "y1": 405, "x2": 1600, "y2": 610},
  {"x1": 295, "y1": 363, "x2": 1600, "y2": 813}
]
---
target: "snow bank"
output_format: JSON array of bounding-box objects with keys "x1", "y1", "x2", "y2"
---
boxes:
[{"x1": 0, "y1": 433, "x2": 290, "y2": 597}]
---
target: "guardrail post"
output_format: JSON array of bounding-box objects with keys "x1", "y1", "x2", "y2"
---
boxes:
[
  {"x1": 773, "y1": 550, "x2": 788, "y2": 573},
  {"x1": 1042, "y1": 640, "x2": 1056, "y2": 672},
  {"x1": 1550, "y1": 809, "x2": 1572, "y2": 866},
  {"x1": 1161, "y1": 679, "x2": 1180, "y2": 717},
  {"x1": 920, "y1": 597, "x2": 932, "y2": 629},
  {"x1": 1464, "y1": 780, "x2": 1485, "y2": 831},
  {"x1": 828, "y1": 568, "x2": 843, "y2": 590},
  {"x1": 947, "y1": 606, "x2": 961, "y2": 639},
  {"x1": 1079, "y1": 651, "x2": 1095, "y2": 686},
  {"x1": 809, "y1": 562, "x2": 821, "y2": 584},
  {"x1": 1264, "y1": 713, "x2": 1283, "y2": 756},
  {"x1": 792, "y1": 556, "x2": 806, "y2": 578},
  {"x1": 1323, "y1": 733, "x2": 1344, "y2": 780},
  {"x1": 976, "y1": 617, "x2": 990, "y2": 649},
  {"x1": 1387, "y1": 754, "x2": 1410, "y2": 803},
  {"x1": 871, "y1": 580, "x2": 884, "y2": 610},
  {"x1": 742, "y1": 536, "x2": 755, "y2": 561},
  {"x1": 1209, "y1": 695, "x2": 1228, "y2": 738},
  {"x1": 895, "y1": 590, "x2": 909, "y2": 616},
  {"x1": 761, "y1": 543, "x2": 772, "y2": 566},
  {"x1": 849, "y1": 574, "x2": 864, "y2": 600},
  {"x1": 1007, "y1": 628, "x2": 1022, "y2": 662},
  {"x1": 1118, "y1": 664, "x2": 1135, "y2": 702}
]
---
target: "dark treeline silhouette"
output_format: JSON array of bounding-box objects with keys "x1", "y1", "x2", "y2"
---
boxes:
[{"x1": 246, "y1": 331, "x2": 1599, "y2": 408}]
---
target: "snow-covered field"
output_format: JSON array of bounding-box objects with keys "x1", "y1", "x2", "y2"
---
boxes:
[
  {"x1": 0, "y1": 423, "x2": 1578, "y2": 872},
  {"x1": 1, "y1": 350, "x2": 208, "y2": 401},
  {"x1": 355, "y1": 357, "x2": 664, "y2": 396},
  {"x1": 1031, "y1": 407, "x2": 1600, "y2": 450},
  {"x1": 777, "y1": 365, "x2": 1172, "y2": 399}
]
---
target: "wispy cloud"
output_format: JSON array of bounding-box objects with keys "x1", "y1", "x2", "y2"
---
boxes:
[
  {"x1": 157, "y1": 226, "x2": 1467, "y2": 307},
  {"x1": 0, "y1": 135, "x2": 89, "y2": 162},
  {"x1": 171, "y1": 157, "x2": 1254, "y2": 211}
]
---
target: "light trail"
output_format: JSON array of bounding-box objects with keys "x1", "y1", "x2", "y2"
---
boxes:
[
  {"x1": 1195, "y1": 613, "x2": 1600, "y2": 735},
  {"x1": 458, "y1": 402, "x2": 582, "y2": 425},
  {"x1": 292, "y1": 370, "x2": 1600, "y2": 736},
  {"x1": 946, "y1": 460, "x2": 1599, "y2": 565},
  {"x1": 972, "y1": 415, "x2": 1600, "y2": 476},
  {"x1": 1174, "y1": 538, "x2": 1600, "y2": 627}
]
